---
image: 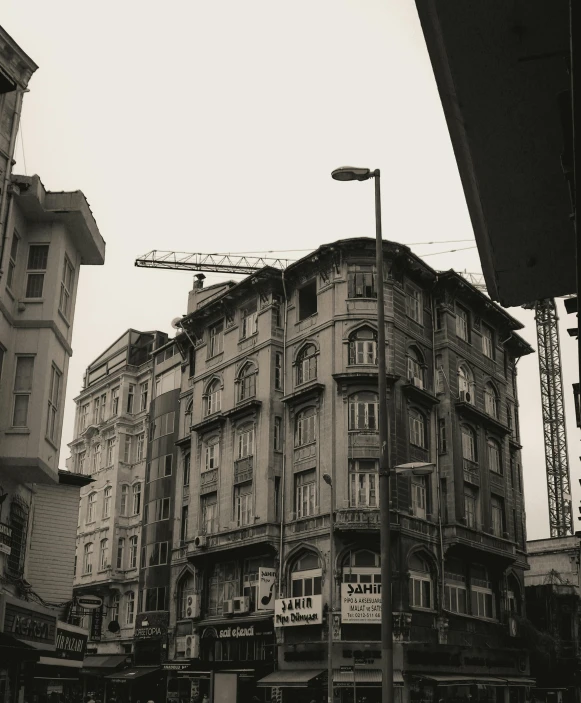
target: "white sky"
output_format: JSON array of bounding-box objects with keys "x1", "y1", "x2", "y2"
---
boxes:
[{"x1": 3, "y1": 0, "x2": 579, "y2": 540}]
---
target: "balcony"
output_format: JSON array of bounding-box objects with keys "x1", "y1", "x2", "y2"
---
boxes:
[
  {"x1": 203, "y1": 522, "x2": 280, "y2": 553},
  {"x1": 399, "y1": 515, "x2": 439, "y2": 539},
  {"x1": 335, "y1": 509, "x2": 381, "y2": 531},
  {"x1": 287, "y1": 513, "x2": 331, "y2": 536},
  {"x1": 402, "y1": 380, "x2": 440, "y2": 407},
  {"x1": 191, "y1": 412, "x2": 225, "y2": 434},
  {"x1": 282, "y1": 382, "x2": 325, "y2": 406},
  {"x1": 444, "y1": 523, "x2": 516, "y2": 562},
  {"x1": 200, "y1": 469, "x2": 218, "y2": 493},
  {"x1": 455, "y1": 400, "x2": 510, "y2": 436},
  {"x1": 234, "y1": 457, "x2": 253, "y2": 484}
]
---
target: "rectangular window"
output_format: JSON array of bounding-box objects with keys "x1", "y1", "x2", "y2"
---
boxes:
[
  {"x1": 99, "y1": 540, "x2": 109, "y2": 571},
  {"x1": 146, "y1": 541, "x2": 169, "y2": 566},
  {"x1": 129, "y1": 536, "x2": 138, "y2": 569},
  {"x1": 274, "y1": 416, "x2": 282, "y2": 451},
  {"x1": 491, "y1": 495, "x2": 504, "y2": 537},
  {"x1": 116, "y1": 538, "x2": 125, "y2": 570},
  {"x1": 59, "y1": 256, "x2": 75, "y2": 319},
  {"x1": 298, "y1": 280, "x2": 317, "y2": 320},
  {"x1": 405, "y1": 284, "x2": 422, "y2": 323},
  {"x1": 241, "y1": 304, "x2": 258, "y2": 338},
  {"x1": 181, "y1": 505, "x2": 189, "y2": 543},
  {"x1": 144, "y1": 587, "x2": 167, "y2": 612},
  {"x1": 209, "y1": 322, "x2": 224, "y2": 356},
  {"x1": 275, "y1": 352, "x2": 283, "y2": 390},
  {"x1": 13, "y1": 356, "x2": 34, "y2": 427},
  {"x1": 80, "y1": 403, "x2": 90, "y2": 432},
  {"x1": 456, "y1": 305, "x2": 469, "y2": 341},
  {"x1": 106, "y1": 438, "x2": 115, "y2": 466},
  {"x1": 295, "y1": 470, "x2": 316, "y2": 518},
  {"x1": 292, "y1": 568, "x2": 322, "y2": 597},
  {"x1": 445, "y1": 581, "x2": 467, "y2": 614},
  {"x1": 127, "y1": 384, "x2": 135, "y2": 414},
  {"x1": 136, "y1": 433, "x2": 145, "y2": 461},
  {"x1": 146, "y1": 497, "x2": 170, "y2": 523},
  {"x1": 471, "y1": 587, "x2": 495, "y2": 619},
  {"x1": 111, "y1": 387, "x2": 120, "y2": 416},
  {"x1": 238, "y1": 428, "x2": 254, "y2": 458},
  {"x1": 140, "y1": 381, "x2": 149, "y2": 411},
  {"x1": 349, "y1": 398, "x2": 378, "y2": 431},
  {"x1": 348, "y1": 266, "x2": 376, "y2": 298},
  {"x1": 46, "y1": 364, "x2": 62, "y2": 442},
  {"x1": 411, "y1": 476, "x2": 427, "y2": 519},
  {"x1": 183, "y1": 453, "x2": 191, "y2": 487},
  {"x1": 464, "y1": 486, "x2": 478, "y2": 529},
  {"x1": 123, "y1": 435, "x2": 132, "y2": 463},
  {"x1": 235, "y1": 483, "x2": 253, "y2": 527},
  {"x1": 26, "y1": 244, "x2": 49, "y2": 298},
  {"x1": 349, "y1": 459, "x2": 378, "y2": 508},
  {"x1": 132, "y1": 484, "x2": 142, "y2": 515},
  {"x1": 120, "y1": 486, "x2": 129, "y2": 516},
  {"x1": 92, "y1": 444, "x2": 101, "y2": 473},
  {"x1": 201, "y1": 493, "x2": 218, "y2": 534},
  {"x1": 126, "y1": 592, "x2": 135, "y2": 624},
  {"x1": 6, "y1": 232, "x2": 19, "y2": 290},
  {"x1": 77, "y1": 451, "x2": 87, "y2": 475},
  {"x1": 151, "y1": 411, "x2": 175, "y2": 440},
  {"x1": 204, "y1": 441, "x2": 219, "y2": 471},
  {"x1": 409, "y1": 574, "x2": 432, "y2": 609},
  {"x1": 482, "y1": 324, "x2": 494, "y2": 359},
  {"x1": 273, "y1": 294, "x2": 284, "y2": 327},
  {"x1": 438, "y1": 419, "x2": 447, "y2": 453}
]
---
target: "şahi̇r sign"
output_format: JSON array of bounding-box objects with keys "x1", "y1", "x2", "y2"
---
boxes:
[
  {"x1": 274, "y1": 595, "x2": 322, "y2": 627},
  {"x1": 341, "y1": 583, "x2": 381, "y2": 623}
]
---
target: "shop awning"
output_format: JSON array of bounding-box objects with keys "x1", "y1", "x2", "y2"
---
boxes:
[
  {"x1": 333, "y1": 669, "x2": 404, "y2": 686},
  {"x1": 257, "y1": 670, "x2": 325, "y2": 688},
  {"x1": 38, "y1": 656, "x2": 83, "y2": 668},
  {"x1": 82, "y1": 654, "x2": 128, "y2": 670},
  {"x1": 504, "y1": 678, "x2": 536, "y2": 686},
  {"x1": 0, "y1": 633, "x2": 40, "y2": 662},
  {"x1": 105, "y1": 666, "x2": 160, "y2": 681},
  {"x1": 418, "y1": 675, "x2": 507, "y2": 685}
]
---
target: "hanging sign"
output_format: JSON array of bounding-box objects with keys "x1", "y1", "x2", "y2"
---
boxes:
[
  {"x1": 90, "y1": 607, "x2": 103, "y2": 641},
  {"x1": 257, "y1": 567, "x2": 277, "y2": 611},
  {"x1": 77, "y1": 595, "x2": 103, "y2": 610},
  {"x1": 274, "y1": 595, "x2": 322, "y2": 627},
  {"x1": 341, "y1": 583, "x2": 381, "y2": 623}
]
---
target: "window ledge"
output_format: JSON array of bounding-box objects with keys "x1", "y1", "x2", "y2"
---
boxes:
[
  {"x1": 5, "y1": 427, "x2": 30, "y2": 435},
  {"x1": 207, "y1": 351, "x2": 224, "y2": 361},
  {"x1": 20, "y1": 298, "x2": 44, "y2": 304},
  {"x1": 443, "y1": 609, "x2": 498, "y2": 624}
]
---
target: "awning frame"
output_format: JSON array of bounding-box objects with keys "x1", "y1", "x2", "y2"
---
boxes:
[{"x1": 257, "y1": 669, "x2": 325, "y2": 688}]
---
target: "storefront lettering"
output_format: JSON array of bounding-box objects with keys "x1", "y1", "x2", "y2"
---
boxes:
[
  {"x1": 135, "y1": 626, "x2": 163, "y2": 637},
  {"x1": 12, "y1": 615, "x2": 49, "y2": 640},
  {"x1": 346, "y1": 583, "x2": 381, "y2": 595},
  {"x1": 274, "y1": 594, "x2": 323, "y2": 627},
  {"x1": 56, "y1": 632, "x2": 85, "y2": 653},
  {"x1": 218, "y1": 625, "x2": 254, "y2": 638}
]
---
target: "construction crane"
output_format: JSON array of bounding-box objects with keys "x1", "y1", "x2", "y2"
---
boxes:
[
  {"x1": 461, "y1": 272, "x2": 573, "y2": 537},
  {"x1": 136, "y1": 251, "x2": 574, "y2": 538}
]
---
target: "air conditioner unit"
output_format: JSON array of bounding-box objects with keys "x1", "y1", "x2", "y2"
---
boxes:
[
  {"x1": 194, "y1": 535, "x2": 207, "y2": 549},
  {"x1": 232, "y1": 596, "x2": 250, "y2": 614},
  {"x1": 223, "y1": 600, "x2": 234, "y2": 616},
  {"x1": 186, "y1": 633, "x2": 200, "y2": 659},
  {"x1": 459, "y1": 391, "x2": 471, "y2": 403},
  {"x1": 186, "y1": 594, "x2": 201, "y2": 619},
  {"x1": 411, "y1": 376, "x2": 423, "y2": 390}
]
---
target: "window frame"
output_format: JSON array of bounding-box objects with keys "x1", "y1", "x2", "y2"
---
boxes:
[
  {"x1": 295, "y1": 469, "x2": 317, "y2": 519},
  {"x1": 46, "y1": 364, "x2": 62, "y2": 443},
  {"x1": 99, "y1": 538, "x2": 109, "y2": 571},
  {"x1": 6, "y1": 231, "x2": 19, "y2": 291},
  {"x1": 205, "y1": 379, "x2": 222, "y2": 416},
  {"x1": 349, "y1": 392, "x2": 379, "y2": 431},
  {"x1": 295, "y1": 407, "x2": 316, "y2": 447},
  {"x1": 102, "y1": 486, "x2": 112, "y2": 518},
  {"x1": 87, "y1": 493, "x2": 97, "y2": 524},
  {"x1": 201, "y1": 492, "x2": 218, "y2": 534},
  {"x1": 12, "y1": 355, "x2": 35, "y2": 428},
  {"x1": 348, "y1": 328, "x2": 378, "y2": 366},
  {"x1": 347, "y1": 266, "x2": 377, "y2": 299},
  {"x1": 296, "y1": 345, "x2": 317, "y2": 385},
  {"x1": 25, "y1": 244, "x2": 49, "y2": 299},
  {"x1": 132, "y1": 483, "x2": 142, "y2": 515},
  {"x1": 455, "y1": 305, "x2": 470, "y2": 341},
  {"x1": 235, "y1": 482, "x2": 253, "y2": 527},
  {"x1": 83, "y1": 542, "x2": 94, "y2": 575},
  {"x1": 59, "y1": 255, "x2": 75, "y2": 319},
  {"x1": 405, "y1": 284, "x2": 423, "y2": 324},
  {"x1": 238, "y1": 363, "x2": 257, "y2": 402},
  {"x1": 209, "y1": 321, "x2": 224, "y2": 357},
  {"x1": 348, "y1": 459, "x2": 378, "y2": 508},
  {"x1": 482, "y1": 324, "x2": 495, "y2": 359},
  {"x1": 408, "y1": 408, "x2": 426, "y2": 449},
  {"x1": 128, "y1": 536, "x2": 138, "y2": 569}
]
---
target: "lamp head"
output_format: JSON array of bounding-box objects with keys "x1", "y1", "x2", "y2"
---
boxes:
[
  {"x1": 331, "y1": 166, "x2": 372, "y2": 182},
  {"x1": 393, "y1": 462, "x2": 435, "y2": 477},
  {"x1": 322, "y1": 473, "x2": 332, "y2": 486}
]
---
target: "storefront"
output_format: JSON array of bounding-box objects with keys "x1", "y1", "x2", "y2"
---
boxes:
[
  {"x1": 81, "y1": 654, "x2": 130, "y2": 700},
  {"x1": 0, "y1": 593, "x2": 57, "y2": 703}
]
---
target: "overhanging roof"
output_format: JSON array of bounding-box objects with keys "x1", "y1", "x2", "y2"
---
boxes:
[
  {"x1": 415, "y1": 0, "x2": 575, "y2": 306},
  {"x1": 257, "y1": 669, "x2": 325, "y2": 687}
]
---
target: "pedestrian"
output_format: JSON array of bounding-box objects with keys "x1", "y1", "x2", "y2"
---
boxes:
[
  {"x1": 202, "y1": 695, "x2": 210, "y2": 703},
  {"x1": 84, "y1": 697, "x2": 95, "y2": 703}
]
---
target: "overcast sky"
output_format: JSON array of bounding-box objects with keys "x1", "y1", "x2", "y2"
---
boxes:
[{"x1": 3, "y1": 0, "x2": 579, "y2": 541}]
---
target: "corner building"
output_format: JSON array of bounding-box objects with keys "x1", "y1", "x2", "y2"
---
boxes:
[{"x1": 169, "y1": 238, "x2": 534, "y2": 703}]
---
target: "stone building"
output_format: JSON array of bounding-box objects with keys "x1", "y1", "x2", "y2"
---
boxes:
[
  {"x1": 69, "y1": 329, "x2": 166, "y2": 691},
  {"x1": 165, "y1": 237, "x2": 535, "y2": 703}
]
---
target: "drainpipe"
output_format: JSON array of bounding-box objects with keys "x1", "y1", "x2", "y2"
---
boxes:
[
  {"x1": 0, "y1": 89, "x2": 25, "y2": 278},
  {"x1": 278, "y1": 271, "x2": 289, "y2": 592}
]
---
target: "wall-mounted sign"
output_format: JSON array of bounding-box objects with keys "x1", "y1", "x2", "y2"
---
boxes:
[
  {"x1": 257, "y1": 567, "x2": 277, "y2": 611},
  {"x1": 90, "y1": 607, "x2": 103, "y2": 641},
  {"x1": 77, "y1": 595, "x2": 103, "y2": 610},
  {"x1": 56, "y1": 626, "x2": 87, "y2": 661},
  {"x1": 2, "y1": 598, "x2": 57, "y2": 649},
  {"x1": 0, "y1": 523, "x2": 12, "y2": 556},
  {"x1": 274, "y1": 595, "x2": 322, "y2": 627},
  {"x1": 341, "y1": 583, "x2": 381, "y2": 623},
  {"x1": 134, "y1": 611, "x2": 169, "y2": 639}
]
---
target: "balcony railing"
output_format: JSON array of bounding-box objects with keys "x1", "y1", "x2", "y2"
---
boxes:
[
  {"x1": 444, "y1": 523, "x2": 516, "y2": 558},
  {"x1": 234, "y1": 457, "x2": 253, "y2": 484},
  {"x1": 200, "y1": 469, "x2": 218, "y2": 493}
]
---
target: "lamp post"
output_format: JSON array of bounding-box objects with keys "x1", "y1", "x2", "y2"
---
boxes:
[
  {"x1": 323, "y1": 471, "x2": 334, "y2": 703},
  {"x1": 332, "y1": 165, "x2": 392, "y2": 703}
]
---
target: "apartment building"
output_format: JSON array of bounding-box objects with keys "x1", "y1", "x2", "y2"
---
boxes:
[
  {"x1": 70, "y1": 330, "x2": 166, "y2": 692},
  {"x1": 164, "y1": 237, "x2": 534, "y2": 703},
  {"x1": 0, "y1": 25, "x2": 105, "y2": 703}
]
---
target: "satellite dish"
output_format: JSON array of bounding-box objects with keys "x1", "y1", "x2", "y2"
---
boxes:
[
  {"x1": 171, "y1": 317, "x2": 183, "y2": 330},
  {"x1": 108, "y1": 620, "x2": 120, "y2": 633}
]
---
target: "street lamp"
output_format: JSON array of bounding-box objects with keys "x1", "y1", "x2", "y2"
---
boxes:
[
  {"x1": 331, "y1": 166, "x2": 390, "y2": 703},
  {"x1": 323, "y1": 471, "x2": 334, "y2": 703},
  {"x1": 393, "y1": 462, "x2": 435, "y2": 477}
]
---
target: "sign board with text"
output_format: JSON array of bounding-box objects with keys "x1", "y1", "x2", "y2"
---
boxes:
[
  {"x1": 341, "y1": 583, "x2": 381, "y2": 623},
  {"x1": 0, "y1": 523, "x2": 12, "y2": 556},
  {"x1": 1, "y1": 596, "x2": 57, "y2": 649},
  {"x1": 274, "y1": 595, "x2": 322, "y2": 627},
  {"x1": 257, "y1": 567, "x2": 277, "y2": 611}
]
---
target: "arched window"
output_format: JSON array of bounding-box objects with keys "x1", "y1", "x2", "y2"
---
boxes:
[
  {"x1": 185, "y1": 398, "x2": 193, "y2": 433},
  {"x1": 83, "y1": 542, "x2": 94, "y2": 574},
  {"x1": 342, "y1": 550, "x2": 380, "y2": 584},
  {"x1": 461, "y1": 425, "x2": 477, "y2": 464},
  {"x1": 102, "y1": 486, "x2": 112, "y2": 518},
  {"x1": 409, "y1": 553, "x2": 433, "y2": 609},
  {"x1": 87, "y1": 492, "x2": 97, "y2": 523},
  {"x1": 349, "y1": 328, "x2": 377, "y2": 366},
  {"x1": 238, "y1": 363, "x2": 257, "y2": 402},
  {"x1": 507, "y1": 575, "x2": 522, "y2": 615},
  {"x1": 349, "y1": 392, "x2": 378, "y2": 431},
  {"x1": 204, "y1": 379, "x2": 222, "y2": 417},
  {"x1": 444, "y1": 557, "x2": 467, "y2": 614},
  {"x1": 487, "y1": 438, "x2": 502, "y2": 474},
  {"x1": 409, "y1": 409, "x2": 426, "y2": 448},
  {"x1": 484, "y1": 382, "x2": 499, "y2": 418},
  {"x1": 406, "y1": 346, "x2": 424, "y2": 384},
  {"x1": 178, "y1": 571, "x2": 199, "y2": 619},
  {"x1": 458, "y1": 364, "x2": 475, "y2": 404},
  {"x1": 295, "y1": 407, "x2": 316, "y2": 447},
  {"x1": 99, "y1": 538, "x2": 109, "y2": 571},
  {"x1": 291, "y1": 552, "x2": 322, "y2": 597},
  {"x1": 296, "y1": 344, "x2": 317, "y2": 384}
]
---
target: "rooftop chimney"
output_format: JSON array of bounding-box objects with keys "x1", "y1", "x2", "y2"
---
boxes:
[{"x1": 194, "y1": 273, "x2": 206, "y2": 290}]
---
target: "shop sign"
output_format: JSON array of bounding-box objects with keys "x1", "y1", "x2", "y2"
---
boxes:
[
  {"x1": 257, "y1": 567, "x2": 277, "y2": 611},
  {"x1": 3, "y1": 601, "x2": 56, "y2": 648},
  {"x1": 56, "y1": 626, "x2": 87, "y2": 661},
  {"x1": 341, "y1": 583, "x2": 381, "y2": 623},
  {"x1": 135, "y1": 625, "x2": 166, "y2": 638},
  {"x1": 77, "y1": 595, "x2": 103, "y2": 610},
  {"x1": 163, "y1": 663, "x2": 192, "y2": 671},
  {"x1": 0, "y1": 522, "x2": 12, "y2": 556},
  {"x1": 274, "y1": 595, "x2": 322, "y2": 627},
  {"x1": 201, "y1": 619, "x2": 274, "y2": 639},
  {"x1": 90, "y1": 607, "x2": 103, "y2": 641}
]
